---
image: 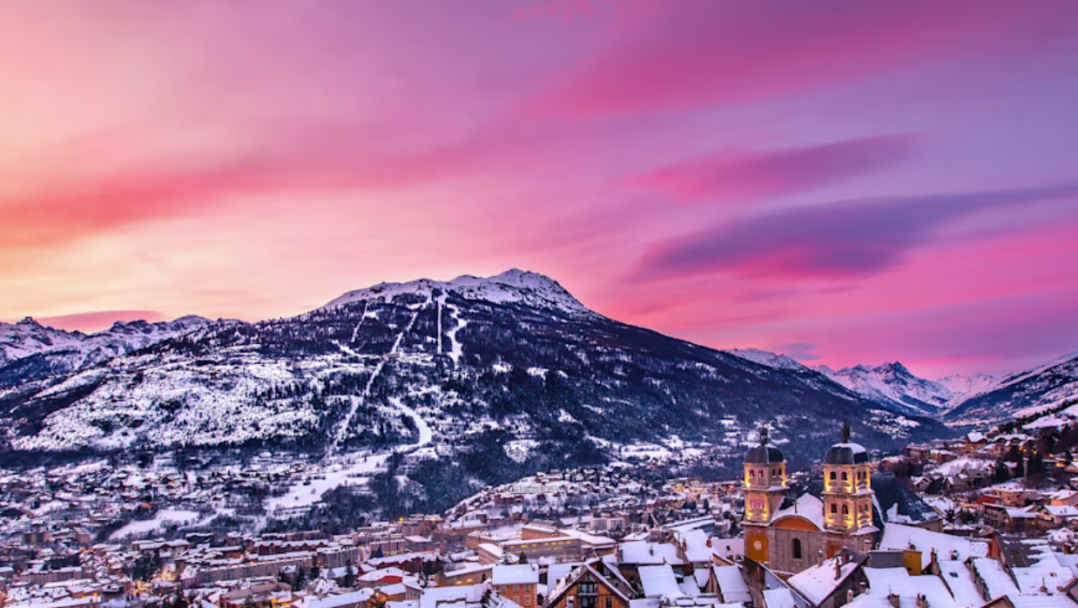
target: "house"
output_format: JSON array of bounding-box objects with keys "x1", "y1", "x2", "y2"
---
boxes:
[
  {"x1": 845, "y1": 567, "x2": 958, "y2": 608},
  {"x1": 963, "y1": 433, "x2": 989, "y2": 456},
  {"x1": 1041, "y1": 506, "x2": 1078, "y2": 528},
  {"x1": 787, "y1": 554, "x2": 866, "y2": 608},
  {"x1": 493, "y1": 564, "x2": 539, "y2": 608},
  {"x1": 1051, "y1": 491, "x2": 1078, "y2": 507},
  {"x1": 544, "y1": 562, "x2": 634, "y2": 608},
  {"x1": 309, "y1": 589, "x2": 377, "y2": 608},
  {"x1": 702, "y1": 565, "x2": 751, "y2": 604}
]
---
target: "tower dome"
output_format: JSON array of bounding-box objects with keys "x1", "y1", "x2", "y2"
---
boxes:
[
  {"x1": 744, "y1": 427, "x2": 784, "y2": 464},
  {"x1": 822, "y1": 422, "x2": 868, "y2": 465}
]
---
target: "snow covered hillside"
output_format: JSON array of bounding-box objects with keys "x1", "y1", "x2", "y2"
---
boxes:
[
  {"x1": 944, "y1": 352, "x2": 1078, "y2": 425},
  {"x1": 323, "y1": 269, "x2": 592, "y2": 316},
  {"x1": 0, "y1": 270, "x2": 935, "y2": 466},
  {"x1": 815, "y1": 362, "x2": 959, "y2": 417},
  {"x1": 0, "y1": 316, "x2": 210, "y2": 387}
]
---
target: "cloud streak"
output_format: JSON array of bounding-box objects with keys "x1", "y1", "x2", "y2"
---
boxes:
[
  {"x1": 625, "y1": 135, "x2": 916, "y2": 203},
  {"x1": 638, "y1": 181, "x2": 1078, "y2": 280},
  {"x1": 529, "y1": 0, "x2": 1078, "y2": 117}
]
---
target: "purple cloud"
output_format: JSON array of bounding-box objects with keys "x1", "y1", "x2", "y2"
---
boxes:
[
  {"x1": 626, "y1": 135, "x2": 917, "y2": 203},
  {"x1": 769, "y1": 342, "x2": 823, "y2": 362},
  {"x1": 638, "y1": 181, "x2": 1078, "y2": 280}
]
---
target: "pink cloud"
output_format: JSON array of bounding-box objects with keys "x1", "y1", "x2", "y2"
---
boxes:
[
  {"x1": 528, "y1": 0, "x2": 1078, "y2": 117},
  {"x1": 625, "y1": 135, "x2": 916, "y2": 203},
  {"x1": 636, "y1": 181, "x2": 1078, "y2": 281}
]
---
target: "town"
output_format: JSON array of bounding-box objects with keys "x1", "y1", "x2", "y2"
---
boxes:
[{"x1": 5, "y1": 417, "x2": 1078, "y2": 608}]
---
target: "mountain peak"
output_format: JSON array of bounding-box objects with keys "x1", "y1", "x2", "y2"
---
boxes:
[
  {"x1": 726, "y1": 348, "x2": 808, "y2": 372},
  {"x1": 322, "y1": 269, "x2": 591, "y2": 315}
]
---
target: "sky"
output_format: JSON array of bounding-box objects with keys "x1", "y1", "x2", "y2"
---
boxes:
[{"x1": 2, "y1": 0, "x2": 1078, "y2": 378}]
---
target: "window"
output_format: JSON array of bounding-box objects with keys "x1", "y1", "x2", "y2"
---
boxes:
[
  {"x1": 830, "y1": 471, "x2": 836, "y2": 480},
  {"x1": 830, "y1": 504, "x2": 837, "y2": 514},
  {"x1": 606, "y1": 598, "x2": 612, "y2": 608},
  {"x1": 750, "y1": 470, "x2": 755, "y2": 477},
  {"x1": 841, "y1": 472, "x2": 848, "y2": 481},
  {"x1": 842, "y1": 505, "x2": 848, "y2": 515},
  {"x1": 793, "y1": 538, "x2": 802, "y2": 560},
  {"x1": 578, "y1": 580, "x2": 598, "y2": 608},
  {"x1": 525, "y1": 598, "x2": 531, "y2": 606}
]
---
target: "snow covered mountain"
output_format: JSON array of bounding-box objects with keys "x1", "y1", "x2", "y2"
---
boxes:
[
  {"x1": 0, "y1": 318, "x2": 84, "y2": 364},
  {"x1": 0, "y1": 316, "x2": 211, "y2": 388},
  {"x1": 725, "y1": 351, "x2": 1003, "y2": 420},
  {"x1": 0, "y1": 270, "x2": 936, "y2": 470},
  {"x1": 943, "y1": 352, "x2": 1078, "y2": 424},
  {"x1": 815, "y1": 362, "x2": 959, "y2": 417},
  {"x1": 726, "y1": 348, "x2": 809, "y2": 372},
  {"x1": 324, "y1": 269, "x2": 591, "y2": 316}
]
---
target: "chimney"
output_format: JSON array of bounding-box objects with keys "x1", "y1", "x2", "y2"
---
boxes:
[
  {"x1": 835, "y1": 558, "x2": 842, "y2": 580},
  {"x1": 888, "y1": 593, "x2": 901, "y2": 608},
  {"x1": 848, "y1": 590, "x2": 855, "y2": 604},
  {"x1": 859, "y1": 583, "x2": 868, "y2": 596},
  {"x1": 817, "y1": 550, "x2": 824, "y2": 568}
]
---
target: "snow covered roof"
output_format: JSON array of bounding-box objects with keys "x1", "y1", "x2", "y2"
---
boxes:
[
  {"x1": 971, "y1": 558, "x2": 1020, "y2": 600},
  {"x1": 761, "y1": 588, "x2": 796, "y2": 608},
  {"x1": 878, "y1": 523, "x2": 985, "y2": 569},
  {"x1": 712, "y1": 566, "x2": 750, "y2": 604},
  {"x1": 1002, "y1": 539, "x2": 1074, "y2": 595},
  {"x1": 546, "y1": 563, "x2": 580, "y2": 590},
  {"x1": 639, "y1": 565, "x2": 685, "y2": 599},
  {"x1": 418, "y1": 584, "x2": 489, "y2": 608},
  {"x1": 850, "y1": 569, "x2": 958, "y2": 608},
  {"x1": 1043, "y1": 505, "x2": 1078, "y2": 517},
  {"x1": 492, "y1": 565, "x2": 538, "y2": 586},
  {"x1": 937, "y1": 561, "x2": 984, "y2": 608},
  {"x1": 771, "y1": 493, "x2": 825, "y2": 530},
  {"x1": 788, "y1": 556, "x2": 860, "y2": 606},
  {"x1": 620, "y1": 541, "x2": 683, "y2": 565},
  {"x1": 308, "y1": 589, "x2": 376, "y2": 608},
  {"x1": 677, "y1": 530, "x2": 714, "y2": 563}
]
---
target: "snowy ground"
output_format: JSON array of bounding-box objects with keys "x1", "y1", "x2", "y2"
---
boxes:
[
  {"x1": 109, "y1": 509, "x2": 203, "y2": 540},
  {"x1": 266, "y1": 394, "x2": 434, "y2": 512}
]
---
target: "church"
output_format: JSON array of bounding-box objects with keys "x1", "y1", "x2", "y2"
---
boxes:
[{"x1": 741, "y1": 424, "x2": 936, "y2": 576}]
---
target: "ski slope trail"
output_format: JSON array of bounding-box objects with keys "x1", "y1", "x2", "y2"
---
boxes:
[
  {"x1": 350, "y1": 301, "x2": 369, "y2": 343},
  {"x1": 445, "y1": 302, "x2": 467, "y2": 366},
  {"x1": 325, "y1": 308, "x2": 421, "y2": 460}
]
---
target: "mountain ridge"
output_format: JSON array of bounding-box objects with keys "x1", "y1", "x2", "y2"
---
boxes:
[{"x1": 0, "y1": 270, "x2": 935, "y2": 467}]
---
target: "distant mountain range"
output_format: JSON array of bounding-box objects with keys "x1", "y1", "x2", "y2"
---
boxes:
[
  {"x1": 0, "y1": 269, "x2": 1073, "y2": 475},
  {"x1": 0, "y1": 315, "x2": 211, "y2": 388},
  {"x1": 727, "y1": 348, "x2": 1077, "y2": 426}
]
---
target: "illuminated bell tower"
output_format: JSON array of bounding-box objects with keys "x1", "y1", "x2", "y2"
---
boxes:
[
  {"x1": 742, "y1": 427, "x2": 787, "y2": 564},
  {"x1": 822, "y1": 422, "x2": 876, "y2": 556}
]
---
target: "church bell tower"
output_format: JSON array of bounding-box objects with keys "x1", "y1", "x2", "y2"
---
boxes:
[{"x1": 742, "y1": 427, "x2": 787, "y2": 564}]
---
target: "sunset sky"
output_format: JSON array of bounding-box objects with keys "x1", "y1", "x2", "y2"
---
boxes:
[{"x1": 3, "y1": 0, "x2": 1078, "y2": 378}]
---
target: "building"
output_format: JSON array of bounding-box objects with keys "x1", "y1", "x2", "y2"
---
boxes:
[
  {"x1": 742, "y1": 424, "x2": 878, "y2": 576},
  {"x1": 544, "y1": 562, "x2": 633, "y2": 608},
  {"x1": 492, "y1": 564, "x2": 538, "y2": 607}
]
